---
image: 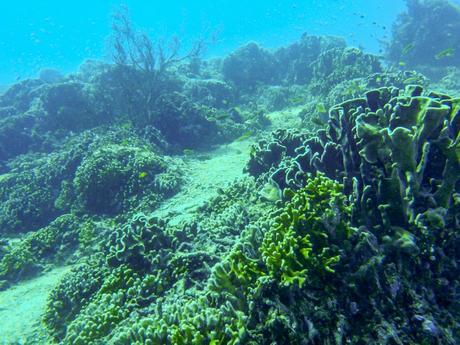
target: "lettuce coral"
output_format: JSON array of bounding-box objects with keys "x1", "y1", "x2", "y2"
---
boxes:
[{"x1": 261, "y1": 174, "x2": 352, "y2": 288}]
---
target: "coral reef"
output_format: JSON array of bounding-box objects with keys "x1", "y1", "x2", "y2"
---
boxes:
[
  {"x1": 274, "y1": 34, "x2": 347, "y2": 84},
  {"x1": 73, "y1": 144, "x2": 171, "y2": 215},
  {"x1": 43, "y1": 256, "x2": 108, "y2": 340},
  {"x1": 308, "y1": 47, "x2": 382, "y2": 96},
  {"x1": 0, "y1": 28, "x2": 458, "y2": 344},
  {"x1": 150, "y1": 92, "x2": 221, "y2": 149},
  {"x1": 386, "y1": 0, "x2": 460, "y2": 72},
  {"x1": 0, "y1": 215, "x2": 79, "y2": 284},
  {"x1": 222, "y1": 42, "x2": 277, "y2": 90},
  {"x1": 0, "y1": 128, "x2": 183, "y2": 234}
]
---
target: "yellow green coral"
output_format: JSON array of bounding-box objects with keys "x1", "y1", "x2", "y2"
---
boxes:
[{"x1": 261, "y1": 174, "x2": 352, "y2": 287}]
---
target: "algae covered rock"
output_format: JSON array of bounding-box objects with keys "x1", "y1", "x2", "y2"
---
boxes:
[
  {"x1": 41, "y1": 81, "x2": 111, "y2": 131},
  {"x1": 184, "y1": 78, "x2": 235, "y2": 108}
]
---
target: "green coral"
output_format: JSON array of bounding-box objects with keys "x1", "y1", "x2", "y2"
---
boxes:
[
  {"x1": 261, "y1": 174, "x2": 352, "y2": 287},
  {"x1": 61, "y1": 265, "x2": 140, "y2": 344},
  {"x1": 106, "y1": 213, "x2": 172, "y2": 271},
  {"x1": 43, "y1": 256, "x2": 108, "y2": 341},
  {"x1": 41, "y1": 175, "x2": 351, "y2": 344},
  {"x1": 73, "y1": 144, "x2": 167, "y2": 214},
  {"x1": 0, "y1": 214, "x2": 79, "y2": 282}
]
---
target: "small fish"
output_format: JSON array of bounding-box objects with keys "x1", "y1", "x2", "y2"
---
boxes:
[
  {"x1": 233, "y1": 106, "x2": 242, "y2": 113},
  {"x1": 183, "y1": 149, "x2": 194, "y2": 156},
  {"x1": 138, "y1": 172, "x2": 148, "y2": 179},
  {"x1": 311, "y1": 116, "x2": 326, "y2": 126},
  {"x1": 435, "y1": 47, "x2": 455, "y2": 60},
  {"x1": 402, "y1": 43, "x2": 415, "y2": 55},
  {"x1": 259, "y1": 182, "x2": 281, "y2": 202},
  {"x1": 213, "y1": 112, "x2": 230, "y2": 120},
  {"x1": 399, "y1": 61, "x2": 407, "y2": 67},
  {"x1": 316, "y1": 102, "x2": 327, "y2": 114},
  {"x1": 289, "y1": 96, "x2": 304, "y2": 104},
  {"x1": 235, "y1": 131, "x2": 253, "y2": 142},
  {"x1": 345, "y1": 81, "x2": 362, "y2": 95}
]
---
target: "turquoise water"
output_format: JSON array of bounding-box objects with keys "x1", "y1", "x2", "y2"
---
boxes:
[{"x1": 0, "y1": 0, "x2": 405, "y2": 84}]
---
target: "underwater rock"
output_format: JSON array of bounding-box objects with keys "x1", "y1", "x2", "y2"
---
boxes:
[
  {"x1": 41, "y1": 81, "x2": 111, "y2": 131},
  {"x1": 151, "y1": 92, "x2": 221, "y2": 149},
  {"x1": 0, "y1": 79, "x2": 45, "y2": 112}
]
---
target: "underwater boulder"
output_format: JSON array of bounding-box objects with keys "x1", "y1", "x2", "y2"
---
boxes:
[
  {"x1": 308, "y1": 47, "x2": 382, "y2": 96},
  {"x1": 38, "y1": 68, "x2": 64, "y2": 84}
]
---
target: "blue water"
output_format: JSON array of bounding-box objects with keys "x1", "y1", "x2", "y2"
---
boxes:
[{"x1": 0, "y1": 0, "x2": 407, "y2": 85}]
